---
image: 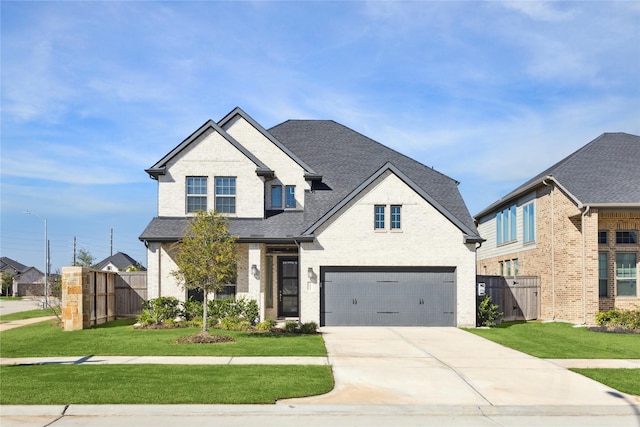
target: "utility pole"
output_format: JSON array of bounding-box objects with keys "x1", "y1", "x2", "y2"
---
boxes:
[
  {"x1": 110, "y1": 228, "x2": 113, "y2": 256},
  {"x1": 73, "y1": 236, "x2": 77, "y2": 266}
]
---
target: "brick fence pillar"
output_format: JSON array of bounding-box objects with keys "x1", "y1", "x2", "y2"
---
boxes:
[{"x1": 61, "y1": 266, "x2": 92, "y2": 331}]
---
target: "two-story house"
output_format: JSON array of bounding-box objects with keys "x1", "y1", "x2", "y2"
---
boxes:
[
  {"x1": 139, "y1": 107, "x2": 482, "y2": 327},
  {"x1": 475, "y1": 133, "x2": 640, "y2": 325}
]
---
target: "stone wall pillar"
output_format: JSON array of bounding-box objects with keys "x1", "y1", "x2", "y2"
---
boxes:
[{"x1": 61, "y1": 266, "x2": 91, "y2": 331}]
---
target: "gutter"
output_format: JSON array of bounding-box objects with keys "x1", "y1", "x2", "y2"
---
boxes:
[
  {"x1": 581, "y1": 205, "x2": 590, "y2": 325},
  {"x1": 542, "y1": 178, "x2": 556, "y2": 320}
]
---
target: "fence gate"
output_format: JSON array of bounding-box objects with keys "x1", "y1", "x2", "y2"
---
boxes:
[
  {"x1": 477, "y1": 275, "x2": 540, "y2": 321},
  {"x1": 115, "y1": 272, "x2": 147, "y2": 317}
]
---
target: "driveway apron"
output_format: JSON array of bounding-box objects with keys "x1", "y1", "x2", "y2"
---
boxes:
[{"x1": 280, "y1": 327, "x2": 638, "y2": 406}]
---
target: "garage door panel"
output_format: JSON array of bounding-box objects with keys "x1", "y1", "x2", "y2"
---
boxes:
[{"x1": 322, "y1": 269, "x2": 456, "y2": 326}]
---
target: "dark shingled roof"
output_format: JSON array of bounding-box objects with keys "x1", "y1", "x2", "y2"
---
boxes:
[
  {"x1": 475, "y1": 132, "x2": 640, "y2": 218},
  {"x1": 140, "y1": 115, "x2": 480, "y2": 242},
  {"x1": 95, "y1": 252, "x2": 146, "y2": 271}
]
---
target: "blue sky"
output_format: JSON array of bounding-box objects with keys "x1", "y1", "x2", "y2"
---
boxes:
[{"x1": 2, "y1": 1, "x2": 639, "y2": 273}]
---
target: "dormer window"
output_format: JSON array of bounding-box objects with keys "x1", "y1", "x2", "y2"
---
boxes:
[
  {"x1": 285, "y1": 185, "x2": 296, "y2": 208},
  {"x1": 271, "y1": 185, "x2": 282, "y2": 208}
]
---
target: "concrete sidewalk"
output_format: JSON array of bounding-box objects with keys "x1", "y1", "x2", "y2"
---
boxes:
[{"x1": 0, "y1": 316, "x2": 57, "y2": 332}]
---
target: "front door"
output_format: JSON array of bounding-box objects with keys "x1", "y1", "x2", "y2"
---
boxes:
[{"x1": 278, "y1": 257, "x2": 299, "y2": 317}]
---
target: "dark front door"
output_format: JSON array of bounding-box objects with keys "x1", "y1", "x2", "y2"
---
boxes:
[{"x1": 278, "y1": 257, "x2": 299, "y2": 317}]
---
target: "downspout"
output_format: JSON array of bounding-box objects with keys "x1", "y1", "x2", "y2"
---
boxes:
[
  {"x1": 581, "y1": 205, "x2": 590, "y2": 325},
  {"x1": 542, "y1": 178, "x2": 555, "y2": 320}
]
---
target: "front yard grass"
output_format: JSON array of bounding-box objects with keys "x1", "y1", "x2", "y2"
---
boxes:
[
  {"x1": 0, "y1": 318, "x2": 327, "y2": 357},
  {"x1": 571, "y1": 369, "x2": 640, "y2": 397},
  {"x1": 0, "y1": 364, "x2": 333, "y2": 404},
  {"x1": 0, "y1": 308, "x2": 57, "y2": 322},
  {"x1": 466, "y1": 321, "x2": 639, "y2": 359}
]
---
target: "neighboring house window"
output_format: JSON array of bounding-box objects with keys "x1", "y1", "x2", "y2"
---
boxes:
[
  {"x1": 285, "y1": 185, "x2": 296, "y2": 208},
  {"x1": 616, "y1": 252, "x2": 637, "y2": 296},
  {"x1": 513, "y1": 259, "x2": 519, "y2": 276},
  {"x1": 523, "y1": 202, "x2": 535, "y2": 243},
  {"x1": 598, "y1": 231, "x2": 608, "y2": 245},
  {"x1": 271, "y1": 185, "x2": 282, "y2": 208},
  {"x1": 505, "y1": 260, "x2": 511, "y2": 276},
  {"x1": 499, "y1": 261, "x2": 504, "y2": 276},
  {"x1": 215, "y1": 177, "x2": 236, "y2": 214},
  {"x1": 598, "y1": 252, "x2": 608, "y2": 297},
  {"x1": 496, "y1": 204, "x2": 517, "y2": 244},
  {"x1": 186, "y1": 176, "x2": 207, "y2": 213},
  {"x1": 374, "y1": 205, "x2": 385, "y2": 229},
  {"x1": 616, "y1": 231, "x2": 638, "y2": 245},
  {"x1": 391, "y1": 205, "x2": 401, "y2": 229}
]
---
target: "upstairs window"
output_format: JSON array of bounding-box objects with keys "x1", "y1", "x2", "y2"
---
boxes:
[
  {"x1": 391, "y1": 205, "x2": 402, "y2": 229},
  {"x1": 215, "y1": 177, "x2": 236, "y2": 214},
  {"x1": 374, "y1": 205, "x2": 385, "y2": 229},
  {"x1": 285, "y1": 185, "x2": 296, "y2": 208},
  {"x1": 523, "y1": 202, "x2": 535, "y2": 243},
  {"x1": 599, "y1": 231, "x2": 608, "y2": 245},
  {"x1": 616, "y1": 231, "x2": 638, "y2": 245},
  {"x1": 271, "y1": 185, "x2": 282, "y2": 208},
  {"x1": 186, "y1": 177, "x2": 207, "y2": 213},
  {"x1": 496, "y1": 204, "x2": 517, "y2": 245}
]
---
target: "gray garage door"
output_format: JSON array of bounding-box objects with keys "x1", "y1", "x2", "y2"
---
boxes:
[{"x1": 321, "y1": 267, "x2": 456, "y2": 326}]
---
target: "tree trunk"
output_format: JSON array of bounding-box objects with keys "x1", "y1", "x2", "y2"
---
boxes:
[{"x1": 203, "y1": 290, "x2": 209, "y2": 332}]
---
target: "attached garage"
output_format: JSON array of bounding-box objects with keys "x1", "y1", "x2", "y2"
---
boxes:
[{"x1": 320, "y1": 267, "x2": 457, "y2": 326}]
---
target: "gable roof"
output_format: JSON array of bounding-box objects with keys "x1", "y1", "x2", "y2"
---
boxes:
[
  {"x1": 140, "y1": 111, "x2": 481, "y2": 243},
  {"x1": 95, "y1": 252, "x2": 146, "y2": 271},
  {"x1": 268, "y1": 120, "x2": 480, "y2": 240},
  {"x1": 475, "y1": 132, "x2": 640, "y2": 219},
  {"x1": 145, "y1": 119, "x2": 274, "y2": 180},
  {"x1": 218, "y1": 107, "x2": 322, "y2": 181},
  {"x1": 0, "y1": 257, "x2": 28, "y2": 273}
]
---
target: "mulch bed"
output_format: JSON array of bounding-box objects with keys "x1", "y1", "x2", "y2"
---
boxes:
[
  {"x1": 174, "y1": 331, "x2": 236, "y2": 344},
  {"x1": 588, "y1": 326, "x2": 640, "y2": 334}
]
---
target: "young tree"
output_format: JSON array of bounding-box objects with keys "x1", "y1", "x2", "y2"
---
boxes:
[
  {"x1": 1, "y1": 272, "x2": 14, "y2": 296},
  {"x1": 171, "y1": 210, "x2": 237, "y2": 332},
  {"x1": 75, "y1": 249, "x2": 95, "y2": 268}
]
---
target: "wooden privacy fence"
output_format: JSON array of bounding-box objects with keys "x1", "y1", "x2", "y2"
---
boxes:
[
  {"x1": 61, "y1": 267, "x2": 147, "y2": 331},
  {"x1": 115, "y1": 272, "x2": 147, "y2": 317},
  {"x1": 477, "y1": 275, "x2": 540, "y2": 322}
]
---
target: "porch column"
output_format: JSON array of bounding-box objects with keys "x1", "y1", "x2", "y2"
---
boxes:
[{"x1": 247, "y1": 243, "x2": 262, "y2": 319}]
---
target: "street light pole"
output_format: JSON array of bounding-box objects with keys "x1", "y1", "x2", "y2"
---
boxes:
[{"x1": 23, "y1": 210, "x2": 48, "y2": 309}]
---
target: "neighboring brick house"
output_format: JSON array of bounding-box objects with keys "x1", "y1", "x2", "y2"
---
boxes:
[
  {"x1": 475, "y1": 133, "x2": 640, "y2": 325},
  {"x1": 95, "y1": 252, "x2": 146, "y2": 272},
  {"x1": 139, "y1": 107, "x2": 482, "y2": 327}
]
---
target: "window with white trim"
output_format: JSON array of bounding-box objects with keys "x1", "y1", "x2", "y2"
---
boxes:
[
  {"x1": 616, "y1": 252, "x2": 637, "y2": 296},
  {"x1": 523, "y1": 202, "x2": 535, "y2": 243},
  {"x1": 496, "y1": 204, "x2": 517, "y2": 245},
  {"x1": 215, "y1": 177, "x2": 236, "y2": 214},
  {"x1": 390, "y1": 205, "x2": 401, "y2": 229},
  {"x1": 285, "y1": 185, "x2": 296, "y2": 208},
  {"x1": 186, "y1": 176, "x2": 207, "y2": 213},
  {"x1": 374, "y1": 205, "x2": 385, "y2": 230},
  {"x1": 271, "y1": 185, "x2": 282, "y2": 208}
]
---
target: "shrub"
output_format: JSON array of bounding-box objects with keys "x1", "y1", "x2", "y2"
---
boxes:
[
  {"x1": 137, "y1": 297, "x2": 181, "y2": 326},
  {"x1": 477, "y1": 296, "x2": 503, "y2": 327},
  {"x1": 300, "y1": 321, "x2": 318, "y2": 334},
  {"x1": 596, "y1": 307, "x2": 640, "y2": 330},
  {"x1": 284, "y1": 320, "x2": 299, "y2": 334},
  {"x1": 208, "y1": 297, "x2": 259, "y2": 325},
  {"x1": 181, "y1": 297, "x2": 203, "y2": 321},
  {"x1": 256, "y1": 319, "x2": 277, "y2": 332}
]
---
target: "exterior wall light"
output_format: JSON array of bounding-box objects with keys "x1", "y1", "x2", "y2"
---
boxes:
[
  {"x1": 251, "y1": 264, "x2": 258, "y2": 277},
  {"x1": 307, "y1": 267, "x2": 314, "y2": 279}
]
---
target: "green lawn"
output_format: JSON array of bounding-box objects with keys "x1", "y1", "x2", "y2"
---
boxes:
[
  {"x1": 0, "y1": 296, "x2": 22, "y2": 301},
  {"x1": 571, "y1": 369, "x2": 640, "y2": 397},
  {"x1": 466, "y1": 321, "x2": 640, "y2": 359},
  {"x1": 0, "y1": 308, "x2": 57, "y2": 322},
  {"x1": 0, "y1": 318, "x2": 327, "y2": 357},
  {"x1": 0, "y1": 364, "x2": 334, "y2": 404}
]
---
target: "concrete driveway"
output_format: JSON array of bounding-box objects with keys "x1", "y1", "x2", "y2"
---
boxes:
[{"x1": 281, "y1": 327, "x2": 639, "y2": 406}]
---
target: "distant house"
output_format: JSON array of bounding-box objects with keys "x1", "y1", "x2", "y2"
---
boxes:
[
  {"x1": 140, "y1": 107, "x2": 482, "y2": 327},
  {"x1": 0, "y1": 256, "x2": 49, "y2": 297},
  {"x1": 475, "y1": 133, "x2": 640, "y2": 325},
  {"x1": 95, "y1": 252, "x2": 146, "y2": 272}
]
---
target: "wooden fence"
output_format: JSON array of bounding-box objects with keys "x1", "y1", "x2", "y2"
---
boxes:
[
  {"x1": 61, "y1": 267, "x2": 147, "y2": 330},
  {"x1": 115, "y1": 272, "x2": 147, "y2": 317},
  {"x1": 477, "y1": 275, "x2": 540, "y2": 322}
]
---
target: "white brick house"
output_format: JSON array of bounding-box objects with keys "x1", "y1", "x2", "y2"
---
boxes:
[{"x1": 139, "y1": 107, "x2": 482, "y2": 327}]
